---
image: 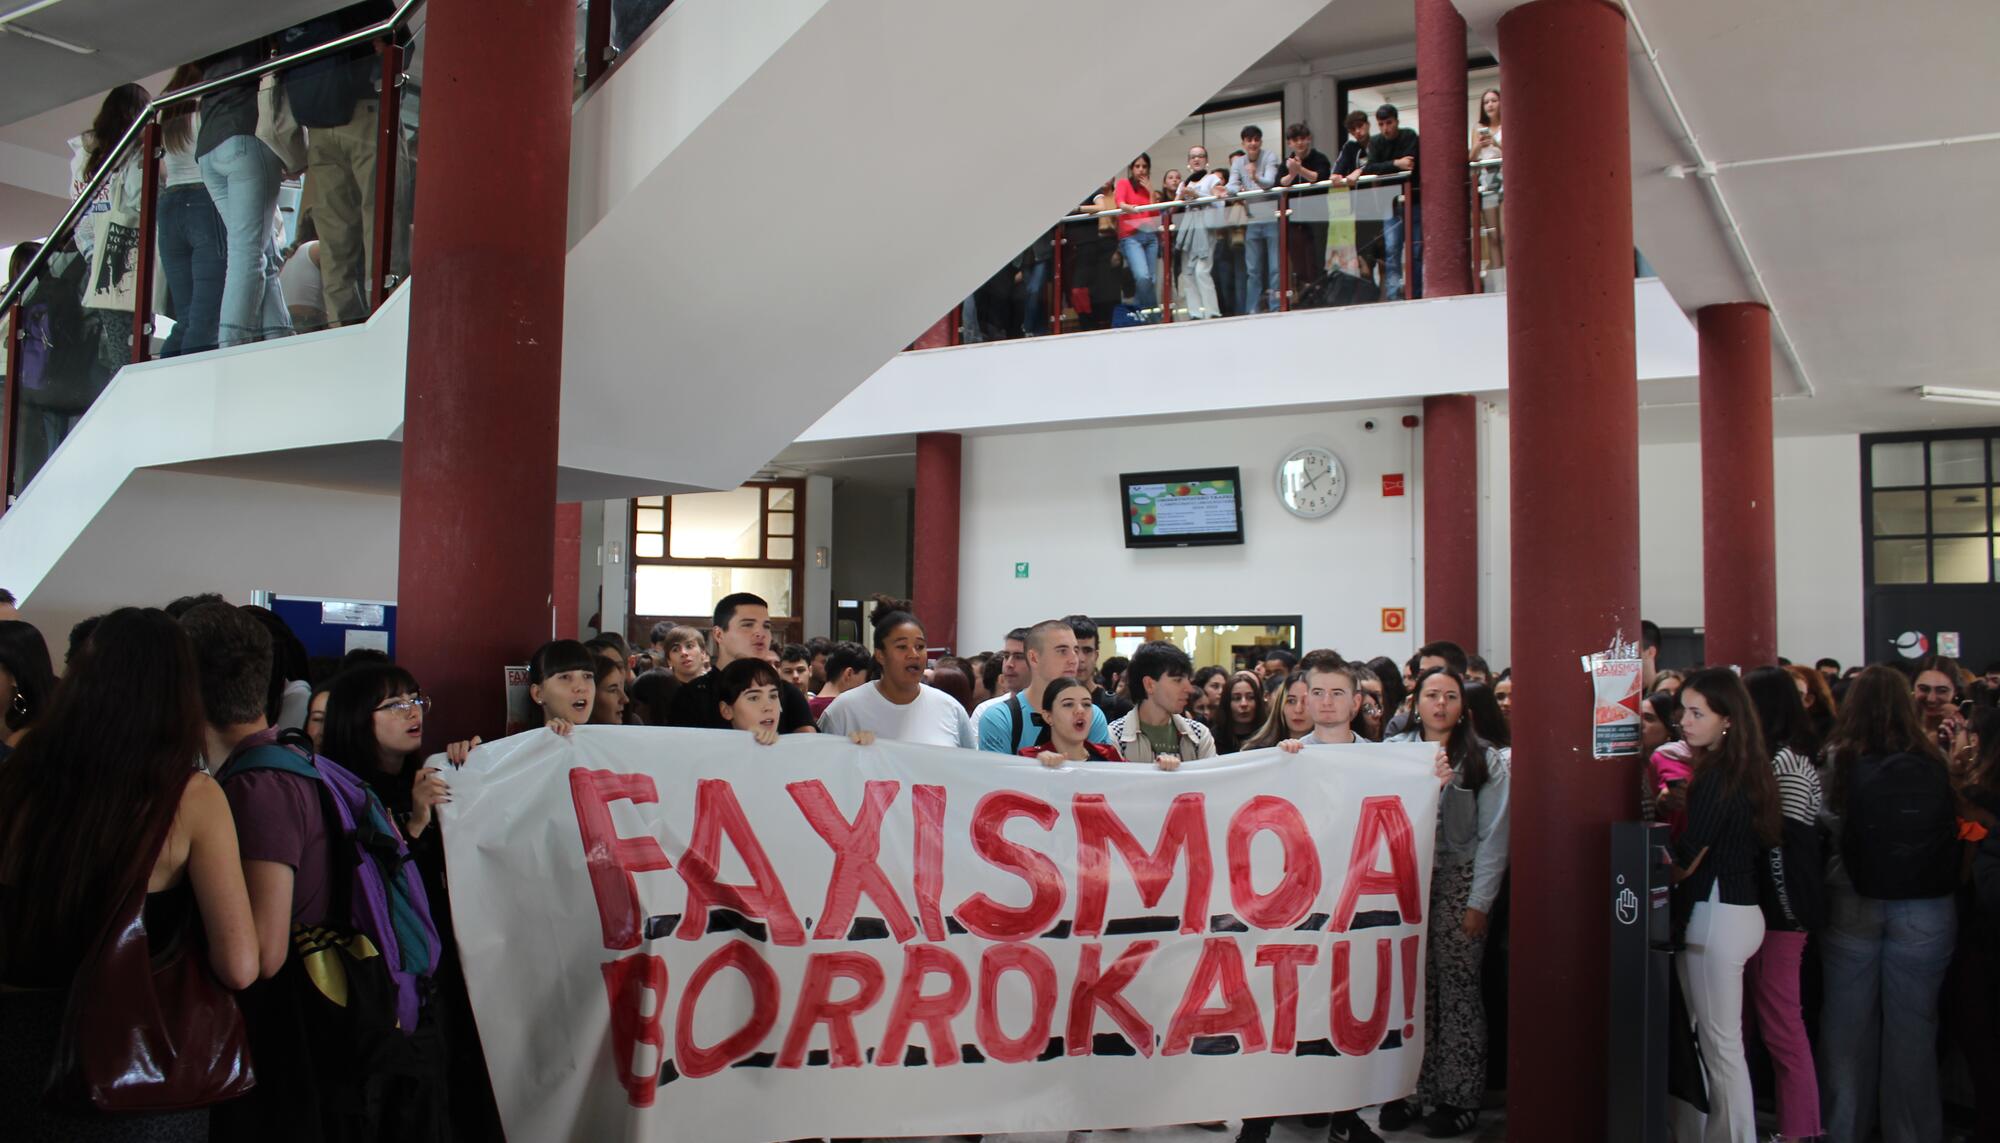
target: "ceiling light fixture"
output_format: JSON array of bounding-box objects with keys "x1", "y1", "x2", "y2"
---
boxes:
[
  {"x1": 0, "y1": 22, "x2": 94, "y2": 53},
  {"x1": 1916, "y1": 386, "x2": 2000, "y2": 408},
  {"x1": 0, "y1": 0, "x2": 69, "y2": 24}
]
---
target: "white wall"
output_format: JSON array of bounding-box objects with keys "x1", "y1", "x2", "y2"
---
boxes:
[
  {"x1": 1637, "y1": 433, "x2": 1864, "y2": 666},
  {"x1": 958, "y1": 405, "x2": 1426, "y2": 662}
]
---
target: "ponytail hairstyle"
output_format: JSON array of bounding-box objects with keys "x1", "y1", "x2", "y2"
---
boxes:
[
  {"x1": 1415, "y1": 666, "x2": 1492, "y2": 792},
  {"x1": 1680, "y1": 668, "x2": 1783, "y2": 847},
  {"x1": 868, "y1": 594, "x2": 924, "y2": 680}
]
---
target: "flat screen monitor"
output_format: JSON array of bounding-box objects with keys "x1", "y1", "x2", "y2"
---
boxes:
[{"x1": 1119, "y1": 467, "x2": 1245, "y2": 548}]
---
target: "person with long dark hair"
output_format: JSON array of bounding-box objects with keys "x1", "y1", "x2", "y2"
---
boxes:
[
  {"x1": 1742, "y1": 666, "x2": 1824, "y2": 1143},
  {"x1": 1190, "y1": 665, "x2": 1228, "y2": 724},
  {"x1": 1367, "y1": 655, "x2": 1410, "y2": 730},
  {"x1": 1670, "y1": 668, "x2": 1782, "y2": 1143},
  {"x1": 1212, "y1": 669, "x2": 1268, "y2": 754},
  {"x1": 1461, "y1": 680, "x2": 1509, "y2": 748},
  {"x1": 1113, "y1": 153, "x2": 1162, "y2": 321},
  {"x1": 71, "y1": 82, "x2": 151, "y2": 268},
  {"x1": 1383, "y1": 666, "x2": 1511, "y2": 1138},
  {"x1": 1819, "y1": 665, "x2": 1962, "y2": 1143},
  {"x1": 0, "y1": 619, "x2": 57, "y2": 758},
  {"x1": 157, "y1": 62, "x2": 227, "y2": 356},
  {"x1": 816, "y1": 596, "x2": 974, "y2": 747},
  {"x1": 1643, "y1": 688, "x2": 1690, "y2": 827},
  {"x1": 0, "y1": 608, "x2": 259, "y2": 1140},
  {"x1": 317, "y1": 662, "x2": 496, "y2": 1141}
]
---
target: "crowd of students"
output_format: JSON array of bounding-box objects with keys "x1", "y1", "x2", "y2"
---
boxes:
[
  {"x1": 0, "y1": 585, "x2": 1994, "y2": 1143},
  {"x1": 957, "y1": 94, "x2": 1496, "y2": 342},
  {"x1": 4, "y1": 1, "x2": 401, "y2": 491}
]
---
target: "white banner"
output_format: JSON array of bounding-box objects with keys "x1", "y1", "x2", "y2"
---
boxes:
[{"x1": 439, "y1": 728, "x2": 1441, "y2": 1142}]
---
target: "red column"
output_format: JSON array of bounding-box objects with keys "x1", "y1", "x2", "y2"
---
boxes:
[
  {"x1": 395, "y1": 0, "x2": 573, "y2": 743},
  {"x1": 1699, "y1": 303, "x2": 1776, "y2": 668},
  {"x1": 553, "y1": 501, "x2": 583, "y2": 640},
  {"x1": 1417, "y1": 0, "x2": 1478, "y2": 651},
  {"x1": 912, "y1": 432, "x2": 962, "y2": 652},
  {"x1": 1422, "y1": 395, "x2": 1479, "y2": 647},
  {"x1": 1499, "y1": 3, "x2": 1638, "y2": 1140},
  {"x1": 1416, "y1": 0, "x2": 1471, "y2": 298}
]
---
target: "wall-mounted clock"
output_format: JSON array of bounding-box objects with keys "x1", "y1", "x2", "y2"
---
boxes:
[{"x1": 1275, "y1": 445, "x2": 1346, "y2": 519}]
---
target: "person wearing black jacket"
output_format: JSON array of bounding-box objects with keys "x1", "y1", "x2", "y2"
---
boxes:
[
  {"x1": 665, "y1": 592, "x2": 818, "y2": 733},
  {"x1": 1360, "y1": 104, "x2": 1421, "y2": 299},
  {"x1": 1669, "y1": 669, "x2": 1781, "y2": 1143},
  {"x1": 1278, "y1": 122, "x2": 1332, "y2": 304}
]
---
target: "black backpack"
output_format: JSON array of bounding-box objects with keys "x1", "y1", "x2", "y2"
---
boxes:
[
  {"x1": 1841, "y1": 751, "x2": 1960, "y2": 900},
  {"x1": 275, "y1": 4, "x2": 391, "y2": 128}
]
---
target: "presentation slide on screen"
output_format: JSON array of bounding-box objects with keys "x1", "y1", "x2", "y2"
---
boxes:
[{"x1": 1127, "y1": 479, "x2": 1239, "y2": 538}]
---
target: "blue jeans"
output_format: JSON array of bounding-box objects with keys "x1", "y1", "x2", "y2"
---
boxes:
[
  {"x1": 1118, "y1": 230, "x2": 1159, "y2": 319},
  {"x1": 1020, "y1": 257, "x2": 1050, "y2": 336},
  {"x1": 156, "y1": 184, "x2": 227, "y2": 356},
  {"x1": 1817, "y1": 889, "x2": 1956, "y2": 1143},
  {"x1": 199, "y1": 135, "x2": 291, "y2": 348},
  {"x1": 1243, "y1": 221, "x2": 1278, "y2": 312},
  {"x1": 1383, "y1": 196, "x2": 1424, "y2": 300}
]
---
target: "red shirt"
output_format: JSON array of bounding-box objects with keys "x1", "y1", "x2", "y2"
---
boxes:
[
  {"x1": 1114, "y1": 178, "x2": 1159, "y2": 238},
  {"x1": 1018, "y1": 741, "x2": 1126, "y2": 763}
]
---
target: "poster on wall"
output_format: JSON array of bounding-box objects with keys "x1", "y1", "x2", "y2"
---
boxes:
[
  {"x1": 1585, "y1": 634, "x2": 1644, "y2": 758},
  {"x1": 438, "y1": 729, "x2": 1442, "y2": 1142}
]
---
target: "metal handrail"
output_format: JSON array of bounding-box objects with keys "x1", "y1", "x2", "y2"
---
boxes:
[
  {"x1": 0, "y1": 0, "x2": 426, "y2": 316},
  {"x1": 1059, "y1": 170, "x2": 1414, "y2": 224}
]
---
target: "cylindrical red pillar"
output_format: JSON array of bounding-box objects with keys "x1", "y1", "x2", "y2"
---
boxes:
[
  {"x1": 553, "y1": 501, "x2": 583, "y2": 640},
  {"x1": 1422, "y1": 395, "x2": 1479, "y2": 648},
  {"x1": 1699, "y1": 303, "x2": 1776, "y2": 668},
  {"x1": 912, "y1": 432, "x2": 962, "y2": 652},
  {"x1": 1416, "y1": 0, "x2": 1471, "y2": 298},
  {"x1": 1500, "y1": 3, "x2": 1639, "y2": 1140},
  {"x1": 395, "y1": 0, "x2": 573, "y2": 743}
]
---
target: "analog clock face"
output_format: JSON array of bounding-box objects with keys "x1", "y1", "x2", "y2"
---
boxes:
[{"x1": 1276, "y1": 447, "x2": 1346, "y2": 518}]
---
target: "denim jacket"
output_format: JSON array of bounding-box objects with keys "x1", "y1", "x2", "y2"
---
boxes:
[{"x1": 1389, "y1": 731, "x2": 1512, "y2": 913}]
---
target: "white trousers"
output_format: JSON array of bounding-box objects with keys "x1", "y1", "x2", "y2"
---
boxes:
[
  {"x1": 1676, "y1": 883, "x2": 1766, "y2": 1143},
  {"x1": 1177, "y1": 250, "x2": 1218, "y2": 319}
]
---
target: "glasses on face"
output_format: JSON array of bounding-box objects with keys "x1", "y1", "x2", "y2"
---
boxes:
[{"x1": 375, "y1": 694, "x2": 432, "y2": 717}]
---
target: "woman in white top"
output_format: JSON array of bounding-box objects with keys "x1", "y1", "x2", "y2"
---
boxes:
[
  {"x1": 1470, "y1": 88, "x2": 1504, "y2": 276},
  {"x1": 157, "y1": 64, "x2": 229, "y2": 357},
  {"x1": 815, "y1": 596, "x2": 976, "y2": 749}
]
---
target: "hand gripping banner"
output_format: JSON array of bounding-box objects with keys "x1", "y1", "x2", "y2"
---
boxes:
[{"x1": 439, "y1": 728, "x2": 1441, "y2": 1142}]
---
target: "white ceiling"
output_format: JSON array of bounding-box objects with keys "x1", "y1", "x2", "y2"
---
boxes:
[{"x1": 0, "y1": 0, "x2": 353, "y2": 125}]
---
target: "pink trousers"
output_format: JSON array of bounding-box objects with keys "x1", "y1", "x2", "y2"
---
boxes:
[{"x1": 1744, "y1": 928, "x2": 1822, "y2": 1140}]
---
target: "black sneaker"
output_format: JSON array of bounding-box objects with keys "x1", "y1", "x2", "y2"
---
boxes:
[
  {"x1": 1422, "y1": 1103, "x2": 1478, "y2": 1138},
  {"x1": 1377, "y1": 1099, "x2": 1418, "y2": 1132},
  {"x1": 1327, "y1": 1109, "x2": 1384, "y2": 1143}
]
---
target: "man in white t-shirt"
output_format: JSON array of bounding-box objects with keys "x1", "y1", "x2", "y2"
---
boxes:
[
  {"x1": 1294, "y1": 656, "x2": 1367, "y2": 747},
  {"x1": 816, "y1": 613, "x2": 975, "y2": 748}
]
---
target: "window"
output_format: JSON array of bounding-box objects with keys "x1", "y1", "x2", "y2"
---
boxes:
[
  {"x1": 1864, "y1": 431, "x2": 2000, "y2": 586},
  {"x1": 629, "y1": 482, "x2": 807, "y2": 641},
  {"x1": 1093, "y1": 618, "x2": 1304, "y2": 673}
]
